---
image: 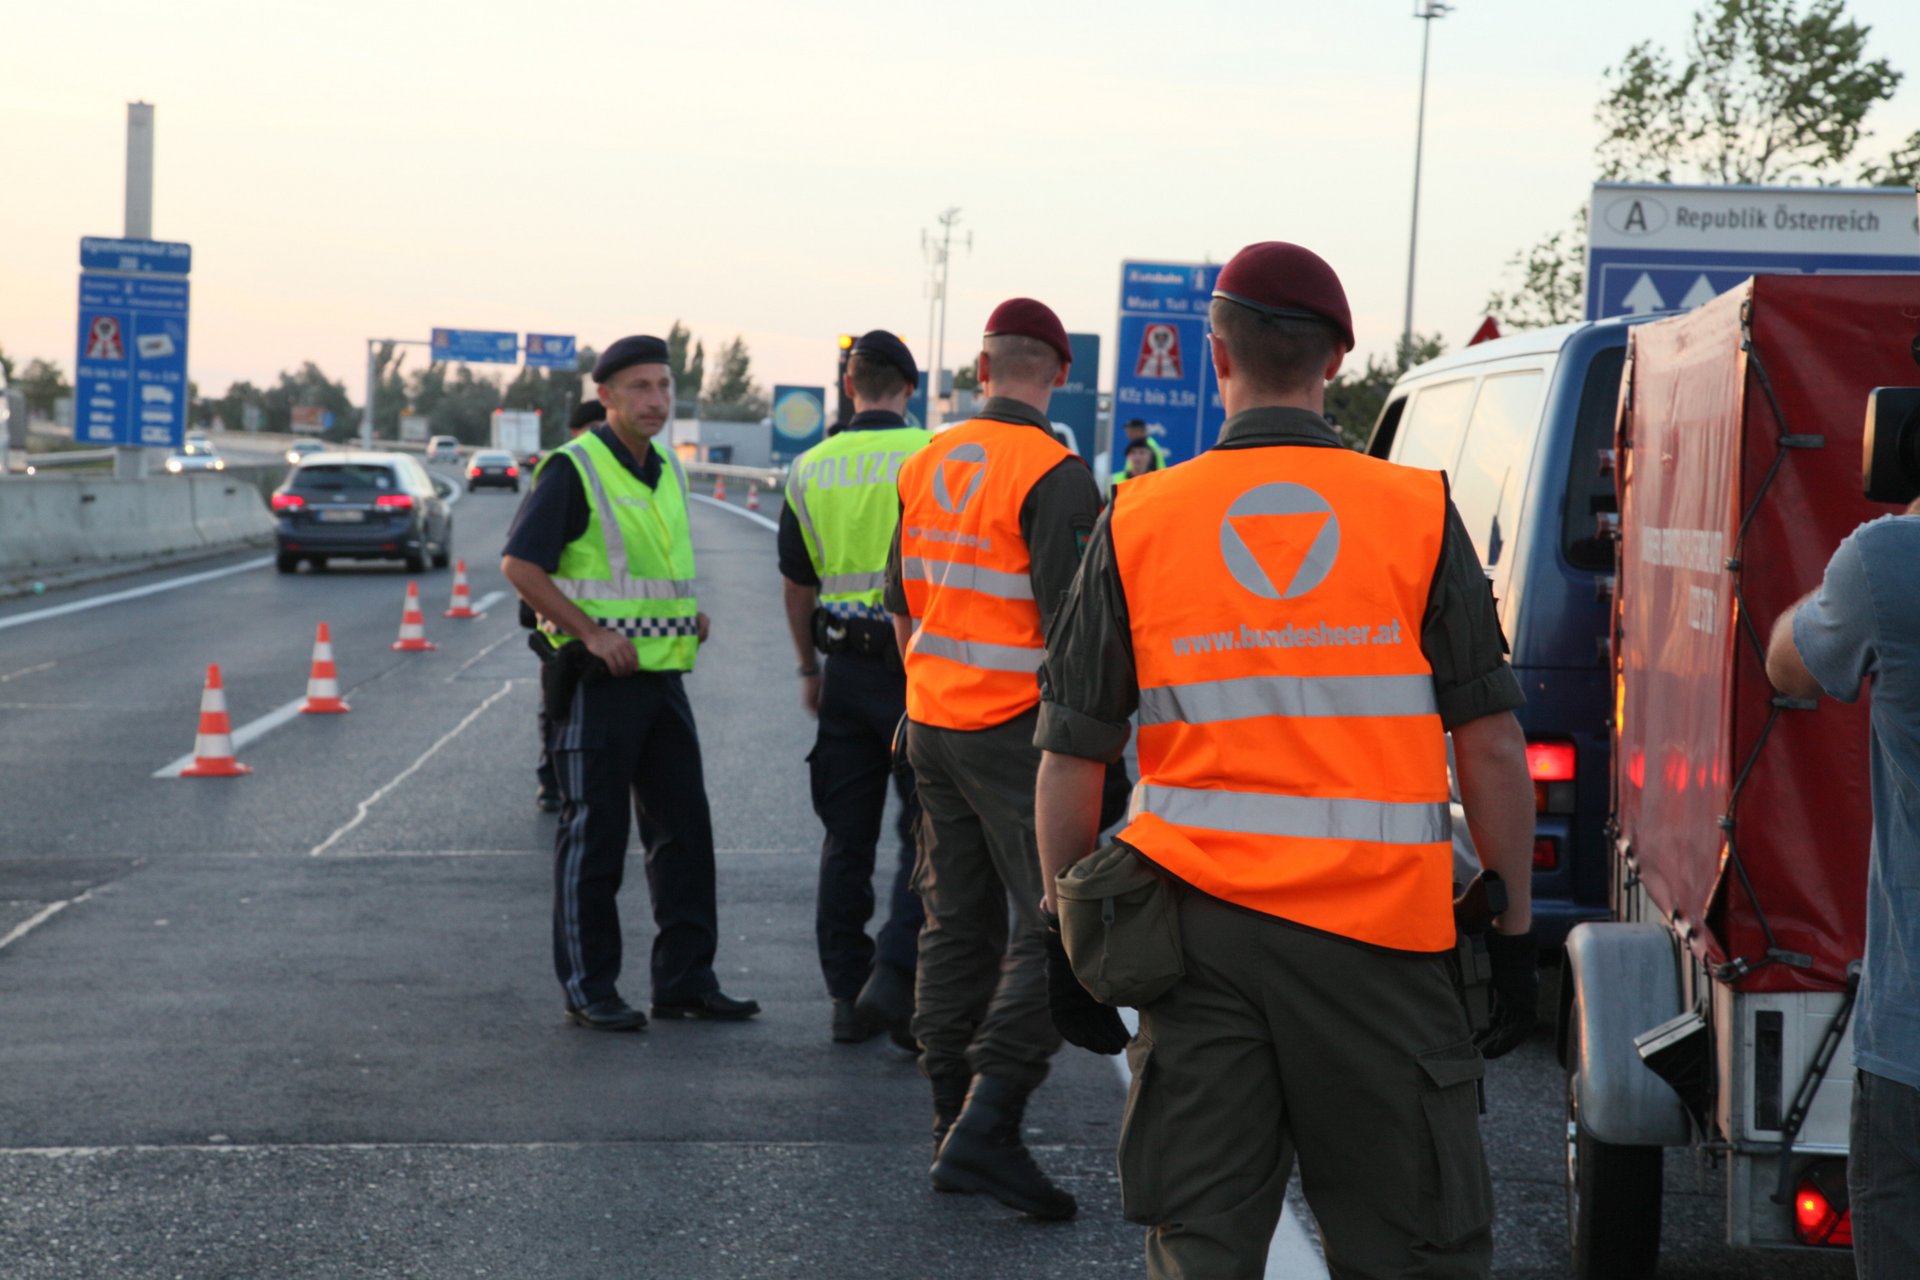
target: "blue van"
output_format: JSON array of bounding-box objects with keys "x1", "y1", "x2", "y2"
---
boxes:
[{"x1": 1365, "y1": 315, "x2": 1655, "y2": 946}]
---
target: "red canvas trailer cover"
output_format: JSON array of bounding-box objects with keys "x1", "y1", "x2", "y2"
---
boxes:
[{"x1": 1613, "y1": 273, "x2": 1920, "y2": 995}]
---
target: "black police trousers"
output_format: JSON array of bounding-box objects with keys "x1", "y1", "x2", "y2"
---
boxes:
[
  {"x1": 549, "y1": 670, "x2": 718, "y2": 1010},
  {"x1": 810, "y1": 651, "x2": 923, "y2": 1000}
]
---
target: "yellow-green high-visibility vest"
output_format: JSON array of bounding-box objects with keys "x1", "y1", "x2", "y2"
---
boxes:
[
  {"x1": 786, "y1": 424, "x2": 931, "y2": 619},
  {"x1": 536, "y1": 431, "x2": 699, "y2": 671}
]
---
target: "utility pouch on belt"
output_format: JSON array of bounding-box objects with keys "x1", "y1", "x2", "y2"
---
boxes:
[
  {"x1": 1451, "y1": 871, "x2": 1507, "y2": 1035},
  {"x1": 1055, "y1": 842, "x2": 1184, "y2": 1008}
]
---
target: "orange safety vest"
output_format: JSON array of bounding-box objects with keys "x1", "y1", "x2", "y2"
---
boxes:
[
  {"x1": 1109, "y1": 445, "x2": 1455, "y2": 952},
  {"x1": 897, "y1": 417, "x2": 1072, "y2": 731}
]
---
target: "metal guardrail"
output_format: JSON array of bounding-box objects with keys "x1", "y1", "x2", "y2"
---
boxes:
[
  {"x1": 682, "y1": 459, "x2": 786, "y2": 488},
  {"x1": 14, "y1": 448, "x2": 117, "y2": 469}
]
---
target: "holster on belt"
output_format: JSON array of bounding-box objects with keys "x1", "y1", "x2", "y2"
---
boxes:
[
  {"x1": 1451, "y1": 871, "x2": 1508, "y2": 1035},
  {"x1": 811, "y1": 607, "x2": 901, "y2": 669},
  {"x1": 538, "y1": 639, "x2": 613, "y2": 723}
]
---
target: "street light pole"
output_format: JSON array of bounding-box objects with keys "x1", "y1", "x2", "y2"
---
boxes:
[
  {"x1": 1401, "y1": 1, "x2": 1451, "y2": 366},
  {"x1": 921, "y1": 207, "x2": 969, "y2": 422}
]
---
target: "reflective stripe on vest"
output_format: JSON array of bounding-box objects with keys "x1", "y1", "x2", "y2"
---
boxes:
[
  {"x1": 537, "y1": 433, "x2": 699, "y2": 672},
  {"x1": 896, "y1": 418, "x2": 1069, "y2": 730},
  {"x1": 1109, "y1": 447, "x2": 1455, "y2": 952},
  {"x1": 787, "y1": 425, "x2": 931, "y2": 621}
]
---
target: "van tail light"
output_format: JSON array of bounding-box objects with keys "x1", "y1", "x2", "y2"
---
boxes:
[
  {"x1": 1527, "y1": 739, "x2": 1576, "y2": 814},
  {"x1": 375, "y1": 494, "x2": 414, "y2": 510},
  {"x1": 1532, "y1": 837, "x2": 1560, "y2": 870},
  {"x1": 1792, "y1": 1163, "x2": 1852, "y2": 1246},
  {"x1": 506, "y1": 466, "x2": 520, "y2": 477},
  {"x1": 270, "y1": 493, "x2": 305, "y2": 511}
]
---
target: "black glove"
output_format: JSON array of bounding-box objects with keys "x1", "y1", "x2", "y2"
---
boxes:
[
  {"x1": 1476, "y1": 930, "x2": 1539, "y2": 1059},
  {"x1": 1045, "y1": 925, "x2": 1130, "y2": 1055}
]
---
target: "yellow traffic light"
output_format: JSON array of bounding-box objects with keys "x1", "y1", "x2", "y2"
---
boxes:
[{"x1": 837, "y1": 334, "x2": 854, "y2": 350}]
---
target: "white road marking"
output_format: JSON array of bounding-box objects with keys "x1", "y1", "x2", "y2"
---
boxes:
[
  {"x1": 319, "y1": 848, "x2": 530, "y2": 859},
  {"x1": 153, "y1": 695, "x2": 307, "y2": 778},
  {"x1": 0, "y1": 890, "x2": 94, "y2": 955},
  {"x1": 444, "y1": 627, "x2": 522, "y2": 681},
  {"x1": 0, "y1": 556, "x2": 274, "y2": 633},
  {"x1": 689, "y1": 491, "x2": 778, "y2": 532},
  {"x1": 1112, "y1": 1009, "x2": 1327, "y2": 1278},
  {"x1": 469, "y1": 589, "x2": 506, "y2": 614},
  {"x1": 309, "y1": 679, "x2": 515, "y2": 856},
  {"x1": 0, "y1": 660, "x2": 56, "y2": 683},
  {"x1": 0, "y1": 1138, "x2": 904, "y2": 1156}
]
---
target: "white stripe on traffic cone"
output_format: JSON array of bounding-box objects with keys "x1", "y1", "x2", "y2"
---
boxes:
[
  {"x1": 180, "y1": 663, "x2": 252, "y2": 777},
  {"x1": 392, "y1": 580, "x2": 437, "y2": 652},
  {"x1": 444, "y1": 560, "x2": 477, "y2": 618},
  {"x1": 301, "y1": 622, "x2": 349, "y2": 713}
]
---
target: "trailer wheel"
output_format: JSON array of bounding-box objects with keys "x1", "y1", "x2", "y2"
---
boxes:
[{"x1": 1566, "y1": 998, "x2": 1664, "y2": 1279}]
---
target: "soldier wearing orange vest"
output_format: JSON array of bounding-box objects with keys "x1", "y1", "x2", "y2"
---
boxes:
[
  {"x1": 883, "y1": 298, "x2": 1102, "y2": 1220},
  {"x1": 1035, "y1": 243, "x2": 1538, "y2": 1277}
]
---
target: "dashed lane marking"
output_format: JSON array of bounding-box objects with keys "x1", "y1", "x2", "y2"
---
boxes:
[
  {"x1": 469, "y1": 589, "x2": 506, "y2": 615},
  {"x1": 309, "y1": 679, "x2": 515, "y2": 857},
  {"x1": 445, "y1": 625, "x2": 522, "y2": 681},
  {"x1": 0, "y1": 890, "x2": 95, "y2": 955},
  {"x1": 0, "y1": 660, "x2": 56, "y2": 683},
  {"x1": 689, "y1": 492, "x2": 779, "y2": 532},
  {"x1": 0, "y1": 556, "x2": 275, "y2": 633}
]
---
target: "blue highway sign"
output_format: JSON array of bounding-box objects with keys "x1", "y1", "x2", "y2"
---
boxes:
[
  {"x1": 1113, "y1": 261, "x2": 1223, "y2": 467},
  {"x1": 79, "y1": 236, "x2": 193, "y2": 276},
  {"x1": 431, "y1": 328, "x2": 519, "y2": 364},
  {"x1": 75, "y1": 274, "x2": 191, "y2": 448},
  {"x1": 524, "y1": 334, "x2": 577, "y2": 370},
  {"x1": 1587, "y1": 183, "x2": 1920, "y2": 321}
]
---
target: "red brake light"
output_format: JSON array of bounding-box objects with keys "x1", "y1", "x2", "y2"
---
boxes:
[
  {"x1": 1526, "y1": 741, "x2": 1577, "y2": 782},
  {"x1": 468, "y1": 466, "x2": 481, "y2": 477},
  {"x1": 506, "y1": 466, "x2": 520, "y2": 477},
  {"x1": 271, "y1": 493, "x2": 304, "y2": 511},
  {"x1": 375, "y1": 494, "x2": 414, "y2": 510},
  {"x1": 1793, "y1": 1170, "x2": 1853, "y2": 1246}
]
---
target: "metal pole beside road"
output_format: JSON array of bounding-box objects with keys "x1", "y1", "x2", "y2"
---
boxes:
[
  {"x1": 115, "y1": 102, "x2": 156, "y2": 480},
  {"x1": 1401, "y1": 2, "x2": 1450, "y2": 364}
]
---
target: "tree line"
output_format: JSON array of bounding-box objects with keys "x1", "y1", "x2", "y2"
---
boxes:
[{"x1": 0, "y1": 320, "x2": 769, "y2": 449}]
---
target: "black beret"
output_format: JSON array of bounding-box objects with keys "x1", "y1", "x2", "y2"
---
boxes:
[
  {"x1": 849, "y1": 330, "x2": 918, "y2": 389},
  {"x1": 569, "y1": 399, "x2": 608, "y2": 430},
  {"x1": 1213, "y1": 242, "x2": 1355, "y2": 351},
  {"x1": 592, "y1": 334, "x2": 672, "y2": 383}
]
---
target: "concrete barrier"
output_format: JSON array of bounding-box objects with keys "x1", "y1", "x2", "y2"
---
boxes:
[{"x1": 0, "y1": 473, "x2": 272, "y2": 584}]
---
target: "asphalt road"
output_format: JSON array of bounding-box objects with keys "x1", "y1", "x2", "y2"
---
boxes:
[{"x1": 0, "y1": 465, "x2": 1854, "y2": 1278}]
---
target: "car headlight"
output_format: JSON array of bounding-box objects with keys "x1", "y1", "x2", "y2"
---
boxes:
[
  {"x1": 165, "y1": 459, "x2": 183, "y2": 473},
  {"x1": 212, "y1": 459, "x2": 225, "y2": 470}
]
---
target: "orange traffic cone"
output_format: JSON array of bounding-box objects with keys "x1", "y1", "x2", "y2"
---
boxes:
[
  {"x1": 300, "y1": 622, "x2": 350, "y2": 713},
  {"x1": 444, "y1": 560, "x2": 478, "y2": 619},
  {"x1": 180, "y1": 664, "x2": 252, "y2": 777},
  {"x1": 746, "y1": 484, "x2": 760, "y2": 513},
  {"x1": 391, "y1": 580, "x2": 437, "y2": 652},
  {"x1": 713, "y1": 474, "x2": 727, "y2": 502}
]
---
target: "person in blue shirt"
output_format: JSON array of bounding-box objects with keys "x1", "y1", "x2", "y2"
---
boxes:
[{"x1": 1768, "y1": 500, "x2": 1920, "y2": 1278}]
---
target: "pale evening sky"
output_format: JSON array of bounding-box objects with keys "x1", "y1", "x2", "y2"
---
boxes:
[{"x1": 3, "y1": 0, "x2": 1918, "y2": 406}]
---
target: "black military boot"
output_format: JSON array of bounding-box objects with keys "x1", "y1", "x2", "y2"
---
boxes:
[
  {"x1": 929, "y1": 1074, "x2": 969, "y2": 1173},
  {"x1": 928, "y1": 1075, "x2": 1077, "y2": 1219}
]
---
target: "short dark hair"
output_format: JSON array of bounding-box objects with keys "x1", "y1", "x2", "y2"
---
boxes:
[
  {"x1": 847, "y1": 350, "x2": 910, "y2": 401},
  {"x1": 1209, "y1": 297, "x2": 1339, "y2": 394},
  {"x1": 982, "y1": 334, "x2": 1062, "y2": 386}
]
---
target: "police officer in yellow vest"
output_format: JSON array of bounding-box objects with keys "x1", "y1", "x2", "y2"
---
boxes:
[
  {"x1": 503, "y1": 335, "x2": 760, "y2": 1032},
  {"x1": 778, "y1": 330, "x2": 932, "y2": 1046},
  {"x1": 1036, "y1": 244, "x2": 1539, "y2": 1277},
  {"x1": 885, "y1": 298, "x2": 1102, "y2": 1220}
]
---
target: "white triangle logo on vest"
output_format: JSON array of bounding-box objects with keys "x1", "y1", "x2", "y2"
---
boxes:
[{"x1": 1219, "y1": 482, "x2": 1341, "y2": 600}]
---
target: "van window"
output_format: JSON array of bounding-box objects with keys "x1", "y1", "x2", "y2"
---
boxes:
[
  {"x1": 1391, "y1": 378, "x2": 1474, "y2": 474},
  {"x1": 1449, "y1": 371, "x2": 1544, "y2": 570},
  {"x1": 1561, "y1": 347, "x2": 1627, "y2": 571},
  {"x1": 1367, "y1": 396, "x2": 1407, "y2": 459}
]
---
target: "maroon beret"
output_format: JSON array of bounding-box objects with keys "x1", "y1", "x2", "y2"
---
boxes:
[
  {"x1": 983, "y1": 297, "x2": 1072, "y2": 366},
  {"x1": 1212, "y1": 242, "x2": 1354, "y2": 351}
]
